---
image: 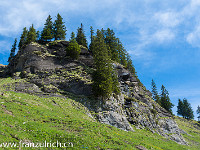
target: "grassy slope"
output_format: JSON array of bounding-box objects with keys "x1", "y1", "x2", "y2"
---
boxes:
[{"x1": 0, "y1": 78, "x2": 199, "y2": 150}]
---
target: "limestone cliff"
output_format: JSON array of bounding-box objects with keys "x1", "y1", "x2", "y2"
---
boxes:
[{"x1": 2, "y1": 41, "x2": 187, "y2": 145}]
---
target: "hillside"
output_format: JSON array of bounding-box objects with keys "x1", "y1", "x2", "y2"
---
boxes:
[{"x1": 0, "y1": 41, "x2": 200, "y2": 149}]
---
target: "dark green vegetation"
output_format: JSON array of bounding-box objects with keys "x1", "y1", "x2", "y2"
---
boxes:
[
  {"x1": 0, "y1": 78, "x2": 200, "y2": 150},
  {"x1": 151, "y1": 80, "x2": 174, "y2": 114},
  {"x1": 92, "y1": 30, "x2": 119, "y2": 98},
  {"x1": 66, "y1": 40, "x2": 81, "y2": 59},
  {"x1": 197, "y1": 106, "x2": 200, "y2": 121},
  {"x1": 8, "y1": 38, "x2": 17, "y2": 63},
  {"x1": 177, "y1": 98, "x2": 194, "y2": 119},
  {"x1": 76, "y1": 23, "x2": 88, "y2": 48},
  {"x1": 41, "y1": 15, "x2": 54, "y2": 41}
]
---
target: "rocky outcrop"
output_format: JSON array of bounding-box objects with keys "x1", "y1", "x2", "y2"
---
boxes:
[{"x1": 3, "y1": 41, "x2": 187, "y2": 145}]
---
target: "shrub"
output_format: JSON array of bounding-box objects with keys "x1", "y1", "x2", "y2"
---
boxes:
[{"x1": 66, "y1": 41, "x2": 81, "y2": 59}]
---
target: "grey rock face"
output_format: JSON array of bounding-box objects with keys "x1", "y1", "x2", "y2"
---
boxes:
[{"x1": 158, "y1": 118, "x2": 187, "y2": 145}]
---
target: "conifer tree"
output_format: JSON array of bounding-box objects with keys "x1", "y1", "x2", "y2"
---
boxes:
[
  {"x1": 197, "y1": 105, "x2": 200, "y2": 121},
  {"x1": 104, "y1": 28, "x2": 119, "y2": 62},
  {"x1": 177, "y1": 98, "x2": 194, "y2": 119},
  {"x1": 151, "y1": 79, "x2": 160, "y2": 104},
  {"x1": 70, "y1": 32, "x2": 76, "y2": 42},
  {"x1": 117, "y1": 39, "x2": 128, "y2": 67},
  {"x1": 89, "y1": 26, "x2": 94, "y2": 52},
  {"x1": 26, "y1": 24, "x2": 37, "y2": 44},
  {"x1": 41, "y1": 15, "x2": 53, "y2": 41},
  {"x1": 177, "y1": 99, "x2": 184, "y2": 117},
  {"x1": 18, "y1": 27, "x2": 28, "y2": 49},
  {"x1": 53, "y1": 13, "x2": 67, "y2": 40},
  {"x1": 126, "y1": 54, "x2": 136, "y2": 76},
  {"x1": 160, "y1": 85, "x2": 174, "y2": 113},
  {"x1": 183, "y1": 98, "x2": 194, "y2": 119},
  {"x1": 66, "y1": 32, "x2": 81, "y2": 60},
  {"x1": 76, "y1": 23, "x2": 88, "y2": 48},
  {"x1": 90, "y1": 26, "x2": 94, "y2": 43},
  {"x1": 8, "y1": 38, "x2": 17, "y2": 63},
  {"x1": 92, "y1": 30, "x2": 114, "y2": 99}
]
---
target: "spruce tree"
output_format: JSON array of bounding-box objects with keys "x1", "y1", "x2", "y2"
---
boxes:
[
  {"x1": 182, "y1": 98, "x2": 194, "y2": 119},
  {"x1": 160, "y1": 85, "x2": 174, "y2": 113},
  {"x1": 177, "y1": 98, "x2": 194, "y2": 119},
  {"x1": 197, "y1": 105, "x2": 200, "y2": 121},
  {"x1": 8, "y1": 38, "x2": 17, "y2": 63},
  {"x1": 70, "y1": 32, "x2": 76, "y2": 42},
  {"x1": 151, "y1": 79, "x2": 160, "y2": 104},
  {"x1": 41, "y1": 15, "x2": 53, "y2": 41},
  {"x1": 90, "y1": 26, "x2": 94, "y2": 43},
  {"x1": 92, "y1": 30, "x2": 114, "y2": 99},
  {"x1": 177, "y1": 99, "x2": 184, "y2": 117},
  {"x1": 26, "y1": 24, "x2": 37, "y2": 44},
  {"x1": 76, "y1": 23, "x2": 88, "y2": 48},
  {"x1": 18, "y1": 27, "x2": 28, "y2": 49},
  {"x1": 117, "y1": 39, "x2": 128, "y2": 67},
  {"x1": 89, "y1": 26, "x2": 94, "y2": 53},
  {"x1": 53, "y1": 13, "x2": 67, "y2": 40}
]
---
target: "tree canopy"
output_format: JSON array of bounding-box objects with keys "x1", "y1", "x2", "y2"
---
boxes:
[
  {"x1": 177, "y1": 98, "x2": 194, "y2": 119},
  {"x1": 160, "y1": 85, "x2": 174, "y2": 114},
  {"x1": 76, "y1": 23, "x2": 88, "y2": 48},
  {"x1": 66, "y1": 33, "x2": 81, "y2": 60},
  {"x1": 92, "y1": 30, "x2": 119, "y2": 99},
  {"x1": 151, "y1": 79, "x2": 160, "y2": 104},
  {"x1": 18, "y1": 27, "x2": 28, "y2": 50},
  {"x1": 197, "y1": 105, "x2": 200, "y2": 121},
  {"x1": 8, "y1": 38, "x2": 17, "y2": 63},
  {"x1": 53, "y1": 13, "x2": 67, "y2": 40},
  {"x1": 41, "y1": 15, "x2": 53, "y2": 41},
  {"x1": 26, "y1": 24, "x2": 37, "y2": 44}
]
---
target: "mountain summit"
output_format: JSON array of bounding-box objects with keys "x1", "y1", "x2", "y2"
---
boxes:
[{"x1": 0, "y1": 41, "x2": 190, "y2": 146}]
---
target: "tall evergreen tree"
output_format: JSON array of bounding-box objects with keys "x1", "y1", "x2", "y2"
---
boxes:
[
  {"x1": 160, "y1": 85, "x2": 174, "y2": 113},
  {"x1": 90, "y1": 26, "x2": 94, "y2": 43},
  {"x1": 8, "y1": 38, "x2": 17, "y2": 63},
  {"x1": 18, "y1": 27, "x2": 28, "y2": 49},
  {"x1": 76, "y1": 23, "x2": 88, "y2": 48},
  {"x1": 53, "y1": 13, "x2": 67, "y2": 40},
  {"x1": 117, "y1": 39, "x2": 127, "y2": 67},
  {"x1": 41, "y1": 15, "x2": 53, "y2": 41},
  {"x1": 26, "y1": 24, "x2": 37, "y2": 44},
  {"x1": 151, "y1": 79, "x2": 160, "y2": 104},
  {"x1": 104, "y1": 28, "x2": 119, "y2": 62},
  {"x1": 177, "y1": 98, "x2": 194, "y2": 119},
  {"x1": 183, "y1": 98, "x2": 194, "y2": 119},
  {"x1": 177, "y1": 99, "x2": 184, "y2": 117},
  {"x1": 92, "y1": 30, "x2": 114, "y2": 99},
  {"x1": 197, "y1": 105, "x2": 200, "y2": 121},
  {"x1": 89, "y1": 26, "x2": 94, "y2": 52}
]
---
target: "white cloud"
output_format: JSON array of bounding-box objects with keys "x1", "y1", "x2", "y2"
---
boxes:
[
  {"x1": 153, "y1": 29, "x2": 175, "y2": 43},
  {"x1": 154, "y1": 11, "x2": 180, "y2": 28},
  {"x1": 186, "y1": 25, "x2": 200, "y2": 47},
  {"x1": 0, "y1": 0, "x2": 48, "y2": 36}
]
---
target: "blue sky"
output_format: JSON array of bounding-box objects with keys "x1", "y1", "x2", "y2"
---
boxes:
[{"x1": 0, "y1": 0, "x2": 200, "y2": 120}]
